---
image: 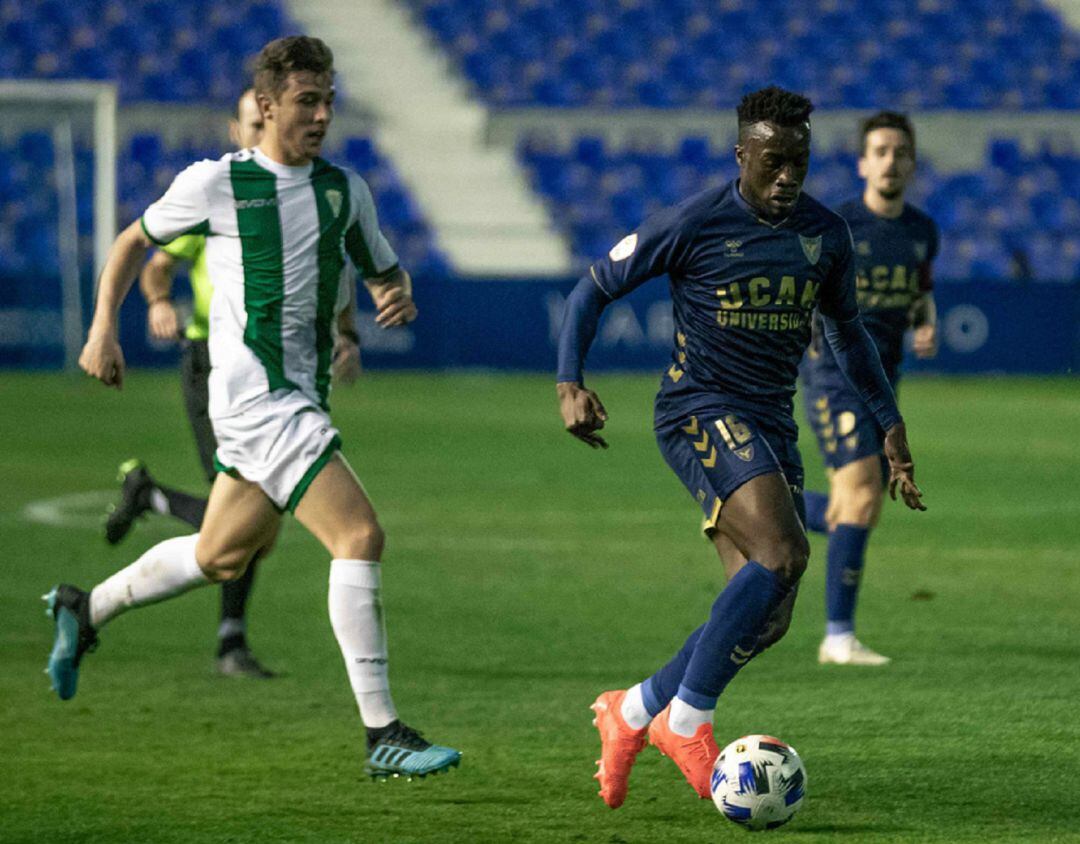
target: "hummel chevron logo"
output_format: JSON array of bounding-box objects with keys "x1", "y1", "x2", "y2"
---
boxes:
[{"x1": 730, "y1": 645, "x2": 754, "y2": 666}]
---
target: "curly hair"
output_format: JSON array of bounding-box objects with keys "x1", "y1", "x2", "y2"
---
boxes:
[
  {"x1": 737, "y1": 86, "x2": 814, "y2": 136},
  {"x1": 860, "y1": 110, "x2": 916, "y2": 153},
  {"x1": 253, "y1": 36, "x2": 334, "y2": 100}
]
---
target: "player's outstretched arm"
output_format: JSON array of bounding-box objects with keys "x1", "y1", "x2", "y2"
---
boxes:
[
  {"x1": 79, "y1": 220, "x2": 154, "y2": 389},
  {"x1": 556, "y1": 275, "x2": 612, "y2": 449},
  {"x1": 364, "y1": 266, "x2": 416, "y2": 328}
]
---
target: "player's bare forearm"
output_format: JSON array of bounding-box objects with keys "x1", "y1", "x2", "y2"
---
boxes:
[
  {"x1": 883, "y1": 422, "x2": 926, "y2": 511},
  {"x1": 141, "y1": 251, "x2": 182, "y2": 340},
  {"x1": 89, "y1": 221, "x2": 154, "y2": 336},
  {"x1": 557, "y1": 381, "x2": 609, "y2": 449},
  {"x1": 80, "y1": 221, "x2": 153, "y2": 388},
  {"x1": 364, "y1": 267, "x2": 416, "y2": 327},
  {"x1": 910, "y1": 294, "x2": 938, "y2": 358}
]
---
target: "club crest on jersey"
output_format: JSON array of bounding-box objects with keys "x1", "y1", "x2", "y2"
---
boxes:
[
  {"x1": 325, "y1": 189, "x2": 343, "y2": 218},
  {"x1": 914, "y1": 241, "x2": 928, "y2": 261},
  {"x1": 799, "y1": 234, "x2": 823, "y2": 266},
  {"x1": 724, "y1": 239, "x2": 744, "y2": 257},
  {"x1": 856, "y1": 240, "x2": 872, "y2": 256},
  {"x1": 609, "y1": 233, "x2": 638, "y2": 262}
]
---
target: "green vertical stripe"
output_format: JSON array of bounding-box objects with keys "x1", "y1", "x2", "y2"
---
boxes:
[
  {"x1": 230, "y1": 158, "x2": 296, "y2": 392},
  {"x1": 344, "y1": 219, "x2": 378, "y2": 277},
  {"x1": 311, "y1": 159, "x2": 350, "y2": 409}
]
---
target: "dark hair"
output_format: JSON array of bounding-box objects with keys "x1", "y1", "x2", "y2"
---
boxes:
[
  {"x1": 737, "y1": 86, "x2": 814, "y2": 135},
  {"x1": 860, "y1": 110, "x2": 916, "y2": 153},
  {"x1": 253, "y1": 36, "x2": 334, "y2": 100}
]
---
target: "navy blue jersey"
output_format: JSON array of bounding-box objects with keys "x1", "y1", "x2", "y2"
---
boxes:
[
  {"x1": 810, "y1": 199, "x2": 938, "y2": 384},
  {"x1": 591, "y1": 180, "x2": 859, "y2": 411}
]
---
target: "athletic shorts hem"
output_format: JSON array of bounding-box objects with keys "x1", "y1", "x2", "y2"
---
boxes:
[{"x1": 286, "y1": 435, "x2": 342, "y2": 514}]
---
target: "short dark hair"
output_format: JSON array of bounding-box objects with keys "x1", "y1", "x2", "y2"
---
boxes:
[
  {"x1": 860, "y1": 111, "x2": 916, "y2": 153},
  {"x1": 737, "y1": 86, "x2": 814, "y2": 136},
  {"x1": 253, "y1": 36, "x2": 334, "y2": 100}
]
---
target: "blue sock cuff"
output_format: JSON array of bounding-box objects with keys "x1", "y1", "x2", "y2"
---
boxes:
[
  {"x1": 641, "y1": 676, "x2": 666, "y2": 718},
  {"x1": 676, "y1": 683, "x2": 717, "y2": 711},
  {"x1": 743, "y1": 560, "x2": 788, "y2": 601},
  {"x1": 832, "y1": 523, "x2": 870, "y2": 541}
]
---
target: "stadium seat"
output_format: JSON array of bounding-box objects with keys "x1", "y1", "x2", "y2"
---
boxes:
[
  {"x1": 404, "y1": 0, "x2": 1080, "y2": 110},
  {"x1": 517, "y1": 133, "x2": 1080, "y2": 282}
]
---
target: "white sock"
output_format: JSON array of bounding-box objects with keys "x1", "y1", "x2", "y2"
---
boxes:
[
  {"x1": 328, "y1": 559, "x2": 398, "y2": 729},
  {"x1": 149, "y1": 488, "x2": 170, "y2": 516},
  {"x1": 669, "y1": 696, "x2": 714, "y2": 738},
  {"x1": 620, "y1": 683, "x2": 652, "y2": 730},
  {"x1": 89, "y1": 534, "x2": 208, "y2": 628}
]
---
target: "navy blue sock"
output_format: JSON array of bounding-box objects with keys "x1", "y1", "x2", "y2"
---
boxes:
[
  {"x1": 825, "y1": 524, "x2": 870, "y2": 636},
  {"x1": 642, "y1": 624, "x2": 704, "y2": 717},
  {"x1": 804, "y1": 491, "x2": 829, "y2": 534},
  {"x1": 677, "y1": 562, "x2": 788, "y2": 709}
]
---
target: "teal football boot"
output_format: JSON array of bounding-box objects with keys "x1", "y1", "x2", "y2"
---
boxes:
[
  {"x1": 365, "y1": 721, "x2": 462, "y2": 781},
  {"x1": 43, "y1": 584, "x2": 99, "y2": 701}
]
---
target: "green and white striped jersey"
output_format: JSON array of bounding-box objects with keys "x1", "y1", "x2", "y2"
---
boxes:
[{"x1": 141, "y1": 147, "x2": 397, "y2": 415}]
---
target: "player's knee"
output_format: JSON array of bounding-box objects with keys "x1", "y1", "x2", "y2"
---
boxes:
[
  {"x1": 196, "y1": 547, "x2": 251, "y2": 583},
  {"x1": 762, "y1": 534, "x2": 809, "y2": 586},
  {"x1": 332, "y1": 519, "x2": 385, "y2": 561},
  {"x1": 834, "y1": 483, "x2": 881, "y2": 527}
]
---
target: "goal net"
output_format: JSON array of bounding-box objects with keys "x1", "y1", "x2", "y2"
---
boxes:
[{"x1": 0, "y1": 80, "x2": 116, "y2": 369}]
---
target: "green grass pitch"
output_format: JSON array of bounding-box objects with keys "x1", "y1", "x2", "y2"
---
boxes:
[{"x1": 1, "y1": 370, "x2": 1078, "y2": 843}]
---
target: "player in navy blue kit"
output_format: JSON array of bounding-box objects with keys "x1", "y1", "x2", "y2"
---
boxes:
[
  {"x1": 555, "y1": 88, "x2": 926, "y2": 808},
  {"x1": 802, "y1": 112, "x2": 939, "y2": 667}
]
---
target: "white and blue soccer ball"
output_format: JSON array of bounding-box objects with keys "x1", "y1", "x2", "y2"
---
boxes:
[{"x1": 710, "y1": 734, "x2": 807, "y2": 831}]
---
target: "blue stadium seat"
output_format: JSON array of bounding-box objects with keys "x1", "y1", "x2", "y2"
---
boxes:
[
  {"x1": 517, "y1": 132, "x2": 1080, "y2": 282},
  {"x1": 406, "y1": 0, "x2": 1080, "y2": 109}
]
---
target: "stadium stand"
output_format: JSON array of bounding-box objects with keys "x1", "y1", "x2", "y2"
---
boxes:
[
  {"x1": 518, "y1": 133, "x2": 1080, "y2": 282},
  {"x1": 0, "y1": 0, "x2": 294, "y2": 103},
  {"x1": 406, "y1": 0, "x2": 1080, "y2": 109},
  {"x1": 0, "y1": 132, "x2": 450, "y2": 279}
]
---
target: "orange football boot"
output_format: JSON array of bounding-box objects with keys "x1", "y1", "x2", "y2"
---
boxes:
[
  {"x1": 647, "y1": 705, "x2": 719, "y2": 799},
  {"x1": 590, "y1": 689, "x2": 648, "y2": 809}
]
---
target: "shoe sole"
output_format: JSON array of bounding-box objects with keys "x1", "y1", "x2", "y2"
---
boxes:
[
  {"x1": 43, "y1": 588, "x2": 79, "y2": 701},
  {"x1": 366, "y1": 756, "x2": 461, "y2": 782}
]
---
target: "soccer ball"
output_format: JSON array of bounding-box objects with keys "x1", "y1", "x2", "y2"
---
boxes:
[{"x1": 710, "y1": 734, "x2": 807, "y2": 831}]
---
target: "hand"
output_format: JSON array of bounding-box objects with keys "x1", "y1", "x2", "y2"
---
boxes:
[
  {"x1": 147, "y1": 299, "x2": 180, "y2": 341},
  {"x1": 557, "y1": 382, "x2": 609, "y2": 449},
  {"x1": 79, "y1": 329, "x2": 125, "y2": 389},
  {"x1": 367, "y1": 270, "x2": 417, "y2": 328},
  {"x1": 332, "y1": 337, "x2": 361, "y2": 384},
  {"x1": 883, "y1": 422, "x2": 925, "y2": 511},
  {"x1": 912, "y1": 324, "x2": 937, "y2": 359}
]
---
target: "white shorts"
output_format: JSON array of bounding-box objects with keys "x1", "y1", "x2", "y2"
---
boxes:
[{"x1": 212, "y1": 389, "x2": 342, "y2": 512}]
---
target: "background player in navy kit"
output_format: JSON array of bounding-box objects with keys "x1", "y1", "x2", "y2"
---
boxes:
[
  {"x1": 802, "y1": 112, "x2": 939, "y2": 667},
  {"x1": 556, "y1": 87, "x2": 926, "y2": 809}
]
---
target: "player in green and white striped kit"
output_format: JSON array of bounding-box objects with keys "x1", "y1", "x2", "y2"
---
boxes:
[{"x1": 46, "y1": 36, "x2": 461, "y2": 780}]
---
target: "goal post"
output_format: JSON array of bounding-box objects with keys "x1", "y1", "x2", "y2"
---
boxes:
[{"x1": 0, "y1": 80, "x2": 117, "y2": 369}]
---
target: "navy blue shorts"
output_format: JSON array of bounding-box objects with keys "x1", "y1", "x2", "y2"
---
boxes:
[
  {"x1": 802, "y1": 376, "x2": 888, "y2": 474},
  {"x1": 655, "y1": 399, "x2": 805, "y2": 534}
]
